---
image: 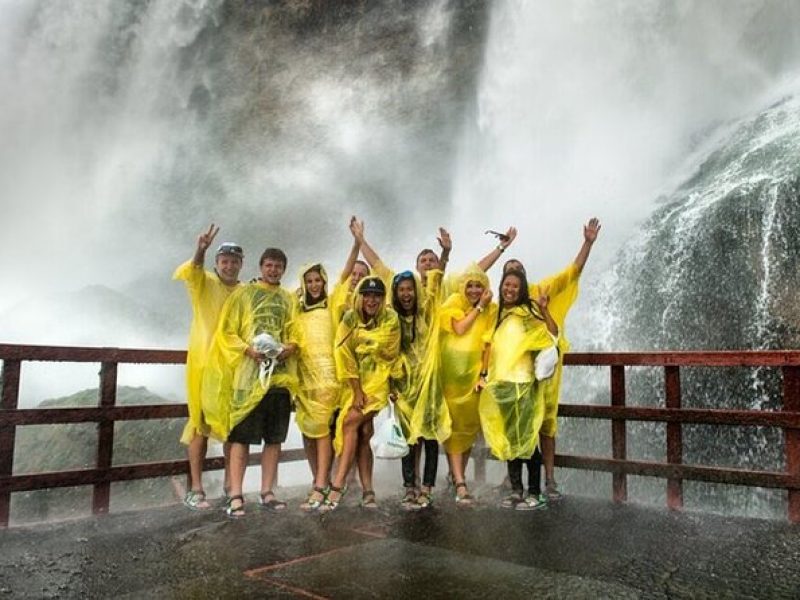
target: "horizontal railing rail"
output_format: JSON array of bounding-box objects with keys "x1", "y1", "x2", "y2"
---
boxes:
[{"x1": 2, "y1": 344, "x2": 800, "y2": 526}]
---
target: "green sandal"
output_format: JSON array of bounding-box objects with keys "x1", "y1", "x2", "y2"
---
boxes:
[
  {"x1": 300, "y1": 486, "x2": 327, "y2": 512},
  {"x1": 320, "y1": 485, "x2": 344, "y2": 512},
  {"x1": 183, "y1": 490, "x2": 211, "y2": 511},
  {"x1": 415, "y1": 490, "x2": 433, "y2": 509}
]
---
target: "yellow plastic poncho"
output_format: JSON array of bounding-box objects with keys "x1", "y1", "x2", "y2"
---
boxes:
[
  {"x1": 529, "y1": 262, "x2": 580, "y2": 437},
  {"x1": 479, "y1": 305, "x2": 556, "y2": 461},
  {"x1": 333, "y1": 277, "x2": 401, "y2": 455},
  {"x1": 294, "y1": 264, "x2": 340, "y2": 439},
  {"x1": 200, "y1": 281, "x2": 299, "y2": 442},
  {"x1": 173, "y1": 260, "x2": 241, "y2": 445},
  {"x1": 438, "y1": 265, "x2": 499, "y2": 454},
  {"x1": 392, "y1": 269, "x2": 451, "y2": 444}
]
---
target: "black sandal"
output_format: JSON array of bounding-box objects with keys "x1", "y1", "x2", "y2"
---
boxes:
[
  {"x1": 454, "y1": 482, "x2": 475, "y2": 506},
  {"x1": 259, "y1": 490, "x2": 287, "y2": 512},
  {"x1": 225, "y1": 495, "x2": 245, "y2": 519}
]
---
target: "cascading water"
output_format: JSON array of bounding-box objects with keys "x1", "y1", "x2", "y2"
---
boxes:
[
  {"x1": 2, "y1": 0, "x2": 800, "y2": 516},
  {"x1": 451, "y1": 0, "x2": 800, "y2": 516}
]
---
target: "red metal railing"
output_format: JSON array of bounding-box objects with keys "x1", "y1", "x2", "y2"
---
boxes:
[
  {"x1": 0, "y1": 344, "x2": 305, "y2": 527},
  {"x1": 555, "y1": 351, "x2": 800, "y2": 521},
  {"x1": 2, "y1": 344, "x2": 800, "y2": 526}
]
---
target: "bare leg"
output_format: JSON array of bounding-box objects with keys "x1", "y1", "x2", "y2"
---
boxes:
[
  {"x1": 541, "y1": 435, "x2": 556, "y2": 483},
  {"x1": 260, "y1": 443, "x2": 281, "y2": 496},
  {"x1": 303, "y1": 436, "x2": 318, "y2": 481},
  {"x1": 187, "y1": 434, "x2": 207, "y2": 492},
  {"x1": 222, "y1": 442, "x2": 231, "y2": 495},
  {"x1": 314, "y1": 434, "x2": 333, "y2": 490},
  {"x1": 228, "y1": 442, "x2": 249, "y2": 514},
  {"x1": 356, "y1": 418, "x2": 375, "y2": 493},
  {"x1": 330, "y1": 409, "x2": 364, "y2": 491}
]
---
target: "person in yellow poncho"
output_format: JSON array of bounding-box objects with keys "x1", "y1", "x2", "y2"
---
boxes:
[
  {"x1": 390, "y1": 269, "x2": 450, "y2": 510},
  {"x1": 201, "y1": 247, "x2": 299, "y2": 518},
  {"x1": 328, "y1": 216, "x2": 371, "y2": 325},
  {"x1": 173, "y1": 224, "x2": 243, "y2": 511},
  {"x1": 500, "y1": 217, "x2": 601, "y2": 502},
  {"x1": 321, "y1": 276, "x2": 401, "y2": 511},
  {"x1": 294, "y1": 251, "x2": 363, "y2": 511},
  {"x1": 478, "y1": 268, "x2": 559, "y2": 511},
  {"x1": 439, "y1": 264, "x2": 498, "y2": 505}
]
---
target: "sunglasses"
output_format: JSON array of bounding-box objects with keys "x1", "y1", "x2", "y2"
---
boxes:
[
  {"x1": 216, "y1": 243, "x2": 244, "y2": 257},
  {"x1": 392, "y1": 270, "x2": 414, "y2": 284}
]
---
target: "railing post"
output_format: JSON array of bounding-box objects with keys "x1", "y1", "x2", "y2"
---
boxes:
[
  {"x1": 610, "y1": 365, "x2": 627, "y2": 503},
  {"x1": 473, "y1": 439, "x2": 486, "y2": 484},
  {"x1": 0, "y1": 360, "x2": 21, "y2": 527},
  {"x1": 93, "y1": 362, "x2": 117, "y2": 515},
  {"x1": 783, "y1": 366, "x2": 800, "y2": 523},
  {"x1": 665, "y1": 366, "x2": 683, "y2": 510}
]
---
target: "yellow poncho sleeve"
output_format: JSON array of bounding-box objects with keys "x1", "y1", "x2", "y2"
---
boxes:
[
  {"x1": 529, "y1": 262, "x2": 581, "y2": 437},
  {"x1": 329, "y1": 280, "x2": 352, "y2": 325},
  {"x1": 479, "y1": 309, "x2": 555, "y2": 461}
]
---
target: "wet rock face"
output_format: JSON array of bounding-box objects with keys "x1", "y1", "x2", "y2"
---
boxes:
[{"x1": 607, "y1": 95, "x2": 800, "y2": 353}]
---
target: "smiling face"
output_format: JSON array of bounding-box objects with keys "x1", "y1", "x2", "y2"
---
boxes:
[
  {"x1": 465, "y1": 280, "x2": 485, "y2": 306},
  {"x1": 350, "y1": 261, "x2": 369, "y2": 290},
  {"x1": 215, "y1": 254, "x2": 243, "y2": 285},
  {"x1": 395, "y1": 279, "x2": 416, "y2": 313},
  {"x1": 501, "y1": 273, "x2": 522, "y2": 306},
  {"x1": 361, "y1": 291, "x2": 384, "y2": 319},
  {"x1": 260, "y1": 258, "x2": 285, "y2": 285},
  {"x1": 415, "y1": 250, "x2": 439, "y2": 278},
  {"x1": 304, "y1": 269, "x2": 325, "y2": 301}
]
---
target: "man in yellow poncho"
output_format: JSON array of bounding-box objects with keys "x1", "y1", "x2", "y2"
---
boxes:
[
  {"x1": 201, "y1": 247, "x2": 299, "y2": 518},
  {"x1": 438, "y1": 264, "x2": 498, "y2": 505},
  {"x1": 501, "y1": 217, "x2": 601, "y2": 502},
  {"x1": 173, "y1": 224, "x2": 243, "y2": 511},
  {"x1": 478, "y1": 268, "x2": 559, "y2": 510},
  {"x1": 328, "y1": 217, "x2": 371, "y2": 325},
  {"x1": 322, "y1": 276, "x2": 401, "y2": 511}
]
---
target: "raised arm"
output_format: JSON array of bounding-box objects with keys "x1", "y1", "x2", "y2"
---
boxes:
[
  {"x1": 573, "y1": 217, "x2": 601, "y2": 273},
  {"x1": 437, "y1": 227, "x2": 452, "y2": 274},
  {"x1": 339, "y1": 218, "x2": 362, "y2": 284},
  {"x1": 192, "y1": 223, "x2": 219, "y2": 266},
  {"x1": 451, "y1": 288, "x2": 492, "y2": 335},
  {"x1": 477, "y1": 226, "x2": 517, "y2": 272},
  {"x1": 349, "y1": 217, "x2": 382, "y2": 269},
  {"x1": 535, "y1": 291, "x2": 558, "y2": 337}
]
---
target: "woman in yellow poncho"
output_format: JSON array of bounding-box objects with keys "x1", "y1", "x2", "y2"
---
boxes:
[
  {"x1": 478, "y1": 268, "x2": 558, "y2": 511},
  {"x1": 391, "y1": 269, "x2": 450, "y2": 510},
  {"x1": 322, "y1": 276, "x2": 401, "y2": 511},
  {"x1": 294, "y1": 244, "x2": 366, "y2": 511},
  {"x1": 500, "y1": 217, "x2": 600, "y2": 501},
  {"x1": 438, "y1": 264, "x2": 498, "y2": 505}
]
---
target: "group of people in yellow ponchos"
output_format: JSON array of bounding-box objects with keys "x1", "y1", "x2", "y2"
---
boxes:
[{"x1": 174, "y1": 216, "x2": 600, "y2": 516}]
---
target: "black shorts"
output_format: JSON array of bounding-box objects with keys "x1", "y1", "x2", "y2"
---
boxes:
[{"x1": 228, "y1": 387, "x2": 292, "y2": 445}]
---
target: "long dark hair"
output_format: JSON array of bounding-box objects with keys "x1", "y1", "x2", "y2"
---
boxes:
[
  {"x1": 391, "y1": 271, "x2": 418, "y2": 351},
  {"x1": 494, "y1": 268, "x2": 542, "y2": 331}
]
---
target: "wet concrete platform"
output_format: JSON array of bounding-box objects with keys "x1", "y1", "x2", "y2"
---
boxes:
[{"x1": 2, "y1": 487, "x2": 800, "y2": 599}]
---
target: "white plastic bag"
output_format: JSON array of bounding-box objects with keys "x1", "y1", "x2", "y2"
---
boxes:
[
  {"x1": 534, "y1": 344, "x2": 559, "y2": 381},
  {"x1": 252, "y1": 333, "x2": 283, "y2": 390},
  {"x1": 370, "y1": 403, "x2": 409, "y2": 459}
]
